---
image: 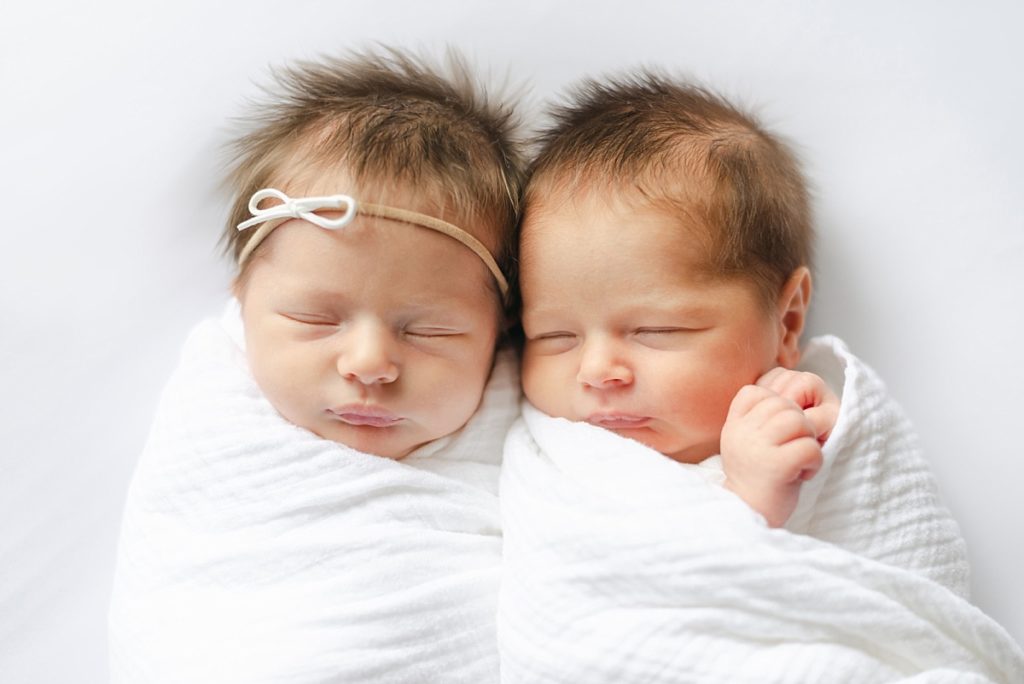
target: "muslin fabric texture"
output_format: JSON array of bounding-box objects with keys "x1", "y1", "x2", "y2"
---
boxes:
[
  {"x1": 497, "y1": 336, "x2": 1021, "y2": 683},
  {"x1": 109, "y1": 303, "x2": 518, "y2": 683}
]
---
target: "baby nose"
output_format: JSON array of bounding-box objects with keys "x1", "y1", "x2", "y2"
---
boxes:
[
  {"x1": 336, "y1": 321, "x2": 399, "y2": 385},
  {"x1": 576, "y1": 338, "x2": 633, "y2": 389}
]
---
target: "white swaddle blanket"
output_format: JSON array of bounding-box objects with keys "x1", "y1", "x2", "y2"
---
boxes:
[
  {"x1": 498, "y1": 336, "x2": 1024, "y2": 683},
  {"x1": 109, "y1": 302, "x2": 519, "y2": 683}
]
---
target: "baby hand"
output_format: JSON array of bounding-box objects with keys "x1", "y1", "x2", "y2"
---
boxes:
[
  {"x1": 753, "y1": 368, "x2": 840, "y2": 445},
  {"x1": 719, "y1": 382, "x2": 826, "y2": 528}
]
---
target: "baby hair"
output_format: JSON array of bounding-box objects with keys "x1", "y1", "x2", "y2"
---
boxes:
[
  {"x1": 222, "y1": 47, "x2": 526, "y2": 299},
  {"x1": 525, "y1": 71, "x2": 813, "y2": 308}
]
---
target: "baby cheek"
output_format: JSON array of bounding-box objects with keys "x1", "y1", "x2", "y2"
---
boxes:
[
  {"x1": 438, "y1": 364, "x2": 488, "y2": 407},
  {"x1": 520, "y1": 357, "x2": 543, "y2": 406},
  {"x1": 521, "y1": 354, "x2": 566, "y2": 416},
  {"x1": 667, "y1": 371, "x2": 742, "y2": 433}
]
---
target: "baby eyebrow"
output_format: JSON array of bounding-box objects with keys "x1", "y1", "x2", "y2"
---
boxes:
[
  {"x1": 284, "y1": 290, "x2": 479, "y2": 325},
  {"x1": 520, "y1": 308, "x2": 569, "y2": 327},
  {"x1": 525, "y1": 303, "x2": 712, "y2": 320},
  {"x1": 633, "y1": 304, "x2": 713, "y2": 319}
]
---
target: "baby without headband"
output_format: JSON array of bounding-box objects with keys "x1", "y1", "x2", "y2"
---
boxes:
[{"x1": 236, "y1": 188, "x2": 509, "y2": 297}]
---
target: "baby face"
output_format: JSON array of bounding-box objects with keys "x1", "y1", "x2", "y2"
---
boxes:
[
  {"x1": 237, "y1": 187, "x2": 501, "y2": 459},
  {"x1": 520, "y1": 191, "x2": 786, "y2": 464}
]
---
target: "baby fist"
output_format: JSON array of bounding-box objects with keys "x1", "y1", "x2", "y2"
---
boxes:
[
  {"x1": 754, "y1": 368, "x2": 840, "y2": 445},
  {"x1": 720, "y1": 383, "x2": 826, "y2": 528}
]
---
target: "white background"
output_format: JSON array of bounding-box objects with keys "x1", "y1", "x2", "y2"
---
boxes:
[{"x1": 2, "y1": 1, "x2": 1022, "y2": 681}]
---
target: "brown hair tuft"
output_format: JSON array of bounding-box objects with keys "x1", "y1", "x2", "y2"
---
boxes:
[
  {"x1": 526, "y1": 70, "x2": 813, "y2": 307},
  {"x1": 221, "y1": 47, "x2": 526, "y2": 303}
]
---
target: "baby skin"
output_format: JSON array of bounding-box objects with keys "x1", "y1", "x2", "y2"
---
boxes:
[
  {"x1": 236, "y1": 171, "x2": 505, "y2": 460},
  {"x1": 520, "y1": 189, "x2": 839, "y2": 528},
  {"x1": 722, "y1": 367, "x2": 838, "y2": 527}
]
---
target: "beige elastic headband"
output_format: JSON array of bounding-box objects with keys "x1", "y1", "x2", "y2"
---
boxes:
[{"x1": 236, "y1": 188, "x2": 508, "y2": 297}]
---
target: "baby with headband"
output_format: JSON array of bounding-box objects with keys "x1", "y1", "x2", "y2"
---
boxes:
[
  {"x1": 110, "y1": 49, "x2": 524, "y2": 682},
  {"x1": 227, "y1": 61, "x2": 522, "y2": 460}
]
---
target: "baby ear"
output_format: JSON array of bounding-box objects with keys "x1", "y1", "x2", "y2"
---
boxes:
[{"x1": 775, "y1": 266, "x2": 812, "y2": 368}]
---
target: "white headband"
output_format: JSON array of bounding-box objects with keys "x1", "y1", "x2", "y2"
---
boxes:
[{"x1": 236, "y1": 188, "x2": 509, "y2": 297}]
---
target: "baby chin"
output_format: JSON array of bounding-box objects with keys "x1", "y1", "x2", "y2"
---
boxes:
[{"x1": 316, "y1": 413, "x2": 423, "y2": 460}]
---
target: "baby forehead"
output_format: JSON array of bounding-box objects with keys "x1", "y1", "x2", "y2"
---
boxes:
[
  {"x1": 521, "y1": 189, "x2": 714, "y2": 257},
  {"x1": 281, "y1": 283, "x2": 489, "y2": 318},
  {"x1": 252, "y1": 224, "x2": 501, "y2": 314},
  {"x1": 267, "y1": 214, "x2": 492, "y2": 272}
]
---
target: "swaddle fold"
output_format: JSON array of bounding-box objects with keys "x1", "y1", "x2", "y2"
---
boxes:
[
  {"x1": 110, "y1": 302, "x2": 519, "y2": 683},
  {"x1": 497, "y1": 336, "x2": 1022, "y2": 683}
]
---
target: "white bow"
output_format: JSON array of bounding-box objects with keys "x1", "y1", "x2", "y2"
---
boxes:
[{"x1": 236, "y1": 188, "x2": 358, "y2": 231}]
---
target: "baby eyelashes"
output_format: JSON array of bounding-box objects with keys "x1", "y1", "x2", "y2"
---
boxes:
[
  {"x1": 280, "y1": 312, "x2": 468, "y2": 339},
  {"x1": 719, "y1": 369, "x2": 840, "y2": 528}
]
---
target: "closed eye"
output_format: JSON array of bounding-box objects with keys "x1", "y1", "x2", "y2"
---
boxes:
[
  {"x1": 634, "y1": 327, "x2": 691, "y2": 335},
  {"x1": 525, "y1": 331, "x2": 578, "y2": 355},
  {"x1": 632, "y1": 326, "x2": 705, "y2": 350},
  {"x1": 530, "y1": 331, "x2": 575, "y2": 341},
  {"x1": 403, "y1": 327, "x2": 464, "y2": 339},
  {"x1": 281, "y1": 313, "x2": 338, "y2": 326}
]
